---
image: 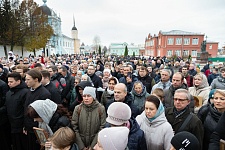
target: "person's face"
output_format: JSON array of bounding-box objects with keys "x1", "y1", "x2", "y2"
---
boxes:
[
  {"x1": 182, "y1": 67, "x2": 188, "y2": 75},
  {"x1": 160, "y1": 71, "x2": 170, "y2": 82},
  {"x1": 108, "y1": 80, "x2": 116, "y2": 91},
  {"x1": 147, "y1": 67, "x2": 152, "y2": 73},
  {"x1": 123, "y1": 67, "x2": 131, "y2": 76},
  {"x1": 194, "y1": 76, "x2": 202, "y2": 86},
  {"x1": 82, "y1": 94, "x2": 94, "y2": 105},
  {"x1": 174, "y1": 61, "x2": 180, "y2": 66},
  {"x1": 41, "y1": 76, "x2": 49, "y2": 86},
  {"x1": 136, "y1": 66, "x2": 141, "y2": 71},
  {"x1": 94, "y1": 138, "x2": 104, "y2": 150},
  {"x1": 16, "y1": 69, "x2": 25, "y2": 78},
  {"x1": 221, "y1": 71, "x2": 225, "y2": 78},
  {"x1": 213, "y1": 92, "x2": 225, "y2": 110},
  {"x1": 74, "y1": 79, "x2": 80, "y2": 86},
  {"x1": 189, "y1": 64, "x2": 194, "y2": 70},
  {"x1": 134, "y1": 83, "x2": 143, "y2": 94},
  {"x1": 78, "y1": 87, "x2": 83, "y2": 96},
  {"x1": 212, "y1": 69, "x2": 217, "y2": 74},
  {"x1": 174, "y1": 92, "x2": 190, "y2": 111},
  {"x1": 120, "y1": 67, "x2": 124, "y2": 74},
  {"x1": 81, "y1": 76, "x2": 88, "y2": 81},
  {"x1": 114, "y1": 86, "x2": 127, "y2": 102},
  {"x1": 48, "y1": 68, "x2": 54, "y2": 77},
  {"x1": 8, "y1": 77, "x2": 20, "y2": 88},
  {"x1": 25, "y1": 74, "x2": 37, "y2": 88},
  {"x1": 87, "y1": 66, "x2": 95, "y2": 75},
  {"x1": 77, "y1": 72, "x2": 82, "y2": 78},
  {"x1": 103, "y1": 72, "x2": 110, "y2": 78},
  {"x1": 172, "y1": 74, "x2": 183, "y2": 88},
  {"x1": 145, "y1": 101, "x2": 157, "y2": 118},
  {"x1": 139, "y1": 69, "x2": 147, "y2": 77}
]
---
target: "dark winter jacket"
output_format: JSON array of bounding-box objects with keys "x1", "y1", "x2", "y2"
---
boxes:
[
  {"x1": 119, "y1": 75, "x2": 138, "y2": 92},
  {"x1": 208, "y1": 73, "x2": 219, "y2": 85},
  {"x1": 128, "y1": 117, "x2": 147, "y2": 150},
  {"x1": 0, "y1": 79, "x2": 9, "y2": 126},
  {"x1": 197, "y1": 104, "x2": 222, "y2": 150},
  {"x1": 138, "y1": 74, "x2": 155, "y2": 94},
  {"x1": 209, "y1": 111, "x2": 225, "y2": 150},
  {"x1": 101, "y1": 88, "x2": 114, "y2": 112},
  {"x1": 89, "y1": 73, "x2": 102, "y2": 88},
  {"x1": 62, "y1": 72, "x2": 75, "y2": 101},
  {"x1": 188, "y1": 69, "x2": 197, "y2": 77},
  {"x1": 44, "y1": 81, "x2": 62, "y2": 104},
  {"x1": 24, "y1": 85, "x2": 51, "y2": 132},
  {"x1": 165, "y1": 107, "x2": 204, "y2": 150},
  {"x1": 4, "y1": 81, "x2": 28, "y2": 133}
]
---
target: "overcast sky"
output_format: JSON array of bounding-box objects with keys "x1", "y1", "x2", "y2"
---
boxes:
[{"x1": 25, "y1": 0, "x2": 225, "y2": 48}]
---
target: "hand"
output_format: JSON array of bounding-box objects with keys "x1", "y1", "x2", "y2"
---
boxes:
[
  {"x1": 45, "y1": 142, "x2": 51, "y2": 149},
  {"x1": 23, "y1": 128, "x2": 27, "y2": 135},
  {"x1": 126, "y1": 77, "x2": 132, "y2": 83}
]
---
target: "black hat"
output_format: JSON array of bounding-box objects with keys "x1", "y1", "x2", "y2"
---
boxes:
[
  {"x1": 0, "y1": 64, "x2": 3, "y2": 69},
  {"x1": 171, "y1": 131, "x2": 200, "y2": 150}
]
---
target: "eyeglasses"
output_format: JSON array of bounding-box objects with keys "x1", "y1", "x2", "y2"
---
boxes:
[{"x1": 173, "y1": 98, "x2": 188, "y2": 102}]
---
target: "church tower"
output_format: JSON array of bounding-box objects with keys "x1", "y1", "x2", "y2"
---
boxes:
[{"x1": 71, "y1": 16, "x2": 80, "y2": 54}]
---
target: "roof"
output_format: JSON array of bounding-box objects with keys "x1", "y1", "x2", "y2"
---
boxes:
[
  {"x1": 40, "y1": 5, "x2": 51, "y2": 16},
  {"x1": 160, "y1": 30, "x2": 204, "y2": 36}
]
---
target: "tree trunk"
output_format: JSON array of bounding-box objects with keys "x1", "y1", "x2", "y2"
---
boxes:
[
  {"x1": 10, "y1": 44, "x2": 14, "y2": 52},
  {"x1": 21, "y1": 46, "x2": 24, "y2": 57},
  {"x1": 4, "y1": 45, "x2": 8, "y2": 58},
  {"x1": 33, "y1": 48, "x2": 36, "y2": 57}
]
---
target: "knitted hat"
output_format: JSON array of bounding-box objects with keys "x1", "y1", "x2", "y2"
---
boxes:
[
  {"x1": 171, "y1": 131, "x2": 200, "y2": 150},
  {"x1": 98, "y1": 127, "x2": 129, "y2": 150},
  {"x1": 106, "y1": 102, "x2": 131, "y2": 125},
  {"x1": 83, "y1": 86, "x2": 96, "y2": 99}
]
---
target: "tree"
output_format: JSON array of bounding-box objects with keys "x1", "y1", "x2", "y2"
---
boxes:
[
  {"x1": 93, "y1": 35, "x2": 100, "y2": 53},
  {"x1": 124, "y1": 45, "x2": 128, "y2": 57},
  {"x1": 103, "y1": 46, "x2": 107, "y2": 57},
  {"x1": 98, "y1": 45, "x2": 101, "y2": 55}
]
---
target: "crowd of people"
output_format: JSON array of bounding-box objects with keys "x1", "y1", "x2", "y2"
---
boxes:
[{"x1": 0, "y1": 52, "x2": 225, "y2": 150}]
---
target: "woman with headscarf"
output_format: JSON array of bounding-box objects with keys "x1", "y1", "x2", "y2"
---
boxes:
[
  {"x1": 131, "y1": 81, "x2": 150, "y2": 115},
  {"x1": 136, "y1": 95, "x2": 174, "y2": 150},
  {"x1": 198, "y1": 89, "x2": 225, "y2": 150},
  {"x1": 189, "y1": 73, "x2": 211, "y2": 113}
]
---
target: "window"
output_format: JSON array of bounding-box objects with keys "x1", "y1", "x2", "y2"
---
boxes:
[
  {"x1": 183, "y1": 50, "x2": 189, "y2": 56},
  {"x1": 184, "y1": 38, "x2": 190, "y2": 45},
  {"x1": 209, "y1": 45, "x2": 212, "y2": 49},
  {"x1": 192, "y1": 50, "x2": 197, "y2": 57},
  {"x1": 167, "y1": 38, "x2": 174, "y2": 45},
  {"x1": 192, "y1": 38, "x2": 199, "y2": 45},
  {"x1": 176, "y1": 38, "x2": 182, "y2": 45},
  {"x1": 175, "y1": 50, "x2": 181, "y2": 56},
  {"x1": 167, "y1": 50, "x2": 173, "y2": 56}
]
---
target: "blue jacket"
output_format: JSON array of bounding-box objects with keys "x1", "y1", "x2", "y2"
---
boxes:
[{"x1": 208, "y1": 73, "x2": 219, "y2": 85}]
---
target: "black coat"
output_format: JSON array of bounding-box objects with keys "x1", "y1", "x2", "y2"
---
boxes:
[
  {"x1": 45, "y1": 81, "x2": 62, "y2": 104},
  {"x1": 209, "y1": 112, "x2": 225, "y2": 150},
  {"x1": 89, "y1": 73, "x2": 102, "y2": 88},
  {"x1": 197, "y1": 104, "x2": 222, "y2": 150},
  {"x1": 0, "y1": 79, "x2": 9, "y2": 126},
  {"x1": 165, "y1": 107, "x2": 204, "y2": 150},
  {"x1": 61, "y1": 73, "x2": 75, "y2": 101},
  {"x1": 138, "y1": 74, "x2": 154, "y2": 94},
  {"x1": 128, "y1": 117, "x2": 147, "y2": 150},
  {"x1": 24, "y1": 85, "x2": 51, "y2": 132},
  {"x1": 5, "y1": 81, "x2": 28, "y2": 133}
]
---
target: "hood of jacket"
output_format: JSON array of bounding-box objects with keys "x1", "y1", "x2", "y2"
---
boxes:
[
  {"x1": 75, "y1": 81, "x2": 93, "y2": 101},
  {"x1": 30, "y1": 99, "x2": 57, "y2": 124},
  {"x1": 194, "y1": 73, "x2": 209, "y2": 89}
]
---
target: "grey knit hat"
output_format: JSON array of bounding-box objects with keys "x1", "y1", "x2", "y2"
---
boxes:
[
  {"x1": 106, "y1": 102, "x2": 131, "y2": 125},
  {"x1": 83, "y1": 86, "x2": 96, "y2": 99},
  {"x1": 98, "y1": 127, "x2": 129, "y2": 150}
]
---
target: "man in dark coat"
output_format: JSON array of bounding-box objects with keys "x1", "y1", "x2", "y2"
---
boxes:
[
  {"x1": 41, "y1": 70, "x2": 62, "y2": 104},
  {"x1": 188, "y1": 63, "x2": 197, "y2": 77},
  {"x1": 4, "y1": 72, "x2": 28, "y2": 150},
  {"x1": 165, "y1": 89, "x2": 204, "y2": 150},
  {"x1": 0, "y1": 78, "x2": 10, "y2": 150},
  {"x1": 24, "y1": 69, "x2": 51, "y2": 150}
]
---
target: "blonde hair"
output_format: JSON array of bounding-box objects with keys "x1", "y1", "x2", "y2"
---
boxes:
[
  {"x1": 48, "y1": 127, "x2": 75, "y2": 149},
  {"x1": 214, "y1": 90, "x2": 225, "y2": 98}
]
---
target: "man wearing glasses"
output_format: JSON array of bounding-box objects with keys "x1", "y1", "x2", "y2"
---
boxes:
[{"x1": 165, "y1": 89, "x2": 203, "y2": 150}]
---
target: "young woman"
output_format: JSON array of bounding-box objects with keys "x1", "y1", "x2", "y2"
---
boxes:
[
  {"x1": 189, "y1": 73, "x2": 211, "y2": 113},
  {"x1": 136, "y1": 95, "x2": 174, "y2": 150}
]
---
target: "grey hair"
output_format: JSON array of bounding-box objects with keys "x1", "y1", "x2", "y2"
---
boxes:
[
  {"x1": 175, "y1": 89, "x2": 191, "y2": 100},
  {"x1": 161, "y1": 69, "x2": 172, "y2": 77}
]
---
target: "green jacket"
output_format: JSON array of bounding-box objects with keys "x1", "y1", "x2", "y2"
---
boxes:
[{"x1": 72, "y1": 100, "x2": 106, "y2": 149}]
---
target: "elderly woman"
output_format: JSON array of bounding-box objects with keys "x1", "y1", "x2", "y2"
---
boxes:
[
  {"x1": 198, "y1": 89, "x2": 225, "y2": 150},
  {"x1": 211, "y1": 67, "x2": 225, "y2": 89},
  {"x1": 136, "y1": 95, "x2": 174, "y2": 150},
  {"x1": 131, "y1": 81, "x2": 150, "y2": 115},
  {"x1": 102, "y1": 69, "x2": 112, "y2": 89},
  {"x1": 189, "y1": 73, "x2": 211, "y2": 113},
  {"x1": 72, "y1": 87, "x2": 106, "y2": 150}
]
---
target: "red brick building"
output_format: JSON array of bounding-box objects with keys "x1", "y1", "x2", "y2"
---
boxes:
[
  {"x1": 145, "y1": 30, "x2": 218, "y2": 60},
  {"x1": 206, "y1": 42, "x2": 219, "y2": 57}
]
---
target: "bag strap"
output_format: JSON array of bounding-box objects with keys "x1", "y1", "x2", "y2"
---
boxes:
[{"x1": 177, "y1": 113, "x2": 193, "y2": 132}]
